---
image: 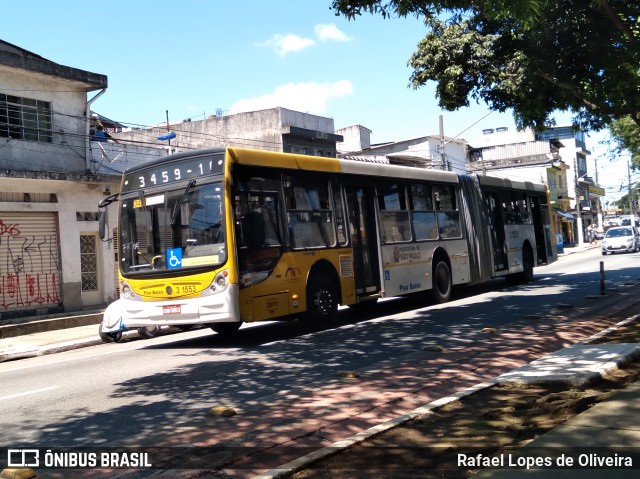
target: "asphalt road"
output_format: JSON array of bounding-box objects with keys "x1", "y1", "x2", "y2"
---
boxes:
[{"x1": 0, "y1": 248, "x2": 638, "y2": 469}]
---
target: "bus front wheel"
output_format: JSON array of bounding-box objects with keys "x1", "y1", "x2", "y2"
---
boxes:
[
  {"x1": 306, "y1": 275, "x2": 338, "y2": 320},
  {"x1": 98, "y1": 324, "x2": 123, "y2": 343},
  {"x1": 432, "y1": 260, "x2": 452, "y2": 303},
  {"x1": 138, "y1": 326, "x2": 161, "y2": 339}
]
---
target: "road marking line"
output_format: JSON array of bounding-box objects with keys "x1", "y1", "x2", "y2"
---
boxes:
[{"x1": 0, "y1": 385, "x2": 59, "y2": 401}]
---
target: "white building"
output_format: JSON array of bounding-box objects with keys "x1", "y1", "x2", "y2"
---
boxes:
[
  {"x1": 469, "y1": 126, "x2": 603, "y2": 244},
  {"x1": 336, "y1": 124, "x2": 468, "y2": 172},
  {"x1": 0, "y1": 39, "x2": 122, "y2": 320}
]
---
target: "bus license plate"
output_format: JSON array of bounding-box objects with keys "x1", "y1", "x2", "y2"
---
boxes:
[{"x1": 163, "y1": 305, "x2": 181, "y2": 315}]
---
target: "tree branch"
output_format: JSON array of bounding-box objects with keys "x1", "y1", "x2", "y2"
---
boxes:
[
  {"x1": 534, "y1": 72, "x2": 601, "y2": 111},
  {"x1": 593, "y1": 1, "x2": 638, "y2": 47}
]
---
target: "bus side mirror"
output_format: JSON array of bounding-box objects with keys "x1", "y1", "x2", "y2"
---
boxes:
[{"x1": 99, "y1": 211, "x2": 108, "y2": 241}]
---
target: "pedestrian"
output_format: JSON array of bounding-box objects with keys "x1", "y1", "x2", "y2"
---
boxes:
[
  {"x1": 587, "y1": 224, "x2": 596, "y2": 244},
  {"x1": 92, "y1": 124, "x2": 118, "y2": 143}
]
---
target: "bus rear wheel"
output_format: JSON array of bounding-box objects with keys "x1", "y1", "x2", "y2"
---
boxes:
[
  {"x1": 210, "y1": 322, "x2": 242, "y2": 335},
  {"x1": 509, "y1": 247, "x2": 534, "y2": 284},
  {"x1": 521, "y1": 247, "x2": 534, "y2": 282},
  {"x1": 306, "y1": 275, "x2": 338, "y2": 320},
  {"x1": 432, "y1": 260, "x2": 452, "y2": 303}
]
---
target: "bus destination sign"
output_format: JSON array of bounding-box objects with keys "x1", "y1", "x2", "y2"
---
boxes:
[{"x1": 122, "y1": 154, "x2": 225, "y2": 192}]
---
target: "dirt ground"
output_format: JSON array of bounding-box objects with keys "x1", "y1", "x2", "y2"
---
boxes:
[{"x1": 290, "y1": 304, "x2": 640, "y2": 479}]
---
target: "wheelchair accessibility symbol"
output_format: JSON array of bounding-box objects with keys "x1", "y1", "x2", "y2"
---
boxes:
[{"x1": 166, "y1": 248, "x2": 182, "y2": 269}]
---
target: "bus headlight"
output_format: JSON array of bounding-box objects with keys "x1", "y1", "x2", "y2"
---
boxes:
[
  {"x1": 204, "y1": 270, "x2": 229, "y2": 295},
  {"x1": 119, "y1": 281, "x2": 139, "y2": 300}
]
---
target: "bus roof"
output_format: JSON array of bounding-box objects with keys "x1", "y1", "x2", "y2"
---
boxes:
[
  {"x1": 477, "y1": 174, "x2": 548, "y2": 194},
  {"x1": 122, "y1": 148, "x2": 226, "y2": 175},
  {"x1": 122, "y1": 147, "x2": 547, "y2": 193},
  {"x1": 227, "y1": 147, "x2": 459, "y2": 184}
]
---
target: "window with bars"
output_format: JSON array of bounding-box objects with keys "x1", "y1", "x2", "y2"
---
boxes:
[
  {"x1": 80, "y1": 234, "x2": 98, "y2": 292},
  {"x1": 0, "y1": 94, "x2": 52, "y2": 142}
]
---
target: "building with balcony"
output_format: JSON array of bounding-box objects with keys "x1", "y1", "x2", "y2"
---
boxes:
[
  {"x1": 470, "y1": 126, "x2": 602, "y2": 244},
  {"x1": 0, "y1": 39, "x2": 123, "y2": 321}
]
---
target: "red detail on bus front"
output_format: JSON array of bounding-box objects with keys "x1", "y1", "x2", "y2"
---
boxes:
[{"x1": 163, "y1": 305, "x2": 181, "y2": 315}]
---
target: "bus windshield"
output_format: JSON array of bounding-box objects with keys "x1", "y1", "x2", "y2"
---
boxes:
[{"x1": 119, "y1": 180, "x2": 226, "y2": 275}]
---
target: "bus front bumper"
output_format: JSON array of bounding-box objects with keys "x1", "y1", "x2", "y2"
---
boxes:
[{"x1": 117, "y1": 284, "x2": 241, "y2": 329}]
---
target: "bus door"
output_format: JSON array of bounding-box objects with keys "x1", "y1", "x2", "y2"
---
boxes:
[
  {"x1": 529, "y1": 195, "x2": 548, "y2": 264},
  {"x1": 344, "y1": 185, "x2": 380, "y2": 297},
  {"x1": 486, "y1": 192, "x2": 508, "y2": 272}
]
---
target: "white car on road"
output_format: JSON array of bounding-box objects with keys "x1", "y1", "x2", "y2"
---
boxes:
[{"x1": 601, "y1": 226, "x2": 640, "y2": 255}]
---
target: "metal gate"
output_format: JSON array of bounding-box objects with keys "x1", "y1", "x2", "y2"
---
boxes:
[{"x1": 0, "y1": 211, "x2": 61, "y2": 312}]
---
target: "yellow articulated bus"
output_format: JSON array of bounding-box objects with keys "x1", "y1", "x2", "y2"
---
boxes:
[{"x1": 98, "y1": 147, "x2": 556, "y2": 341}]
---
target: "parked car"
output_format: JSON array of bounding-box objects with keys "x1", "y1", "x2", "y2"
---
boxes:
[
  {"x1": 620, "y1": 216, "x2": 640, "y2": 227},
  {"x1": 601, "y1": 226, "x2": 640, "y2": 255},
  {"x1": 604, "y1": 218, "x2": 620, "y2": 228}
]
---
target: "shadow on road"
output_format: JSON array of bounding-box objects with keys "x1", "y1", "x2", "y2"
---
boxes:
[{"x1": 20, "y1": 263, "x2": 640, "y2": 460}]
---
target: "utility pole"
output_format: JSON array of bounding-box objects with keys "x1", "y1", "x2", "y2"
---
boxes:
[
  {"x1": 574, "y1": 158, "x2": 584, "y2": 244},
  {"x1": 628, "y1": 158, "x2": 633, "y2": 217},
  {"x1": 439, "y1": 115, "x2": 446, "y2": 171},
  {"x1": 594, "y1": 156, "x2": 603, "y2": 228}
]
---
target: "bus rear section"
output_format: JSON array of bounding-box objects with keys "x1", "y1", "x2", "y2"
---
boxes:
[{"x1": 462, "y1": 175, "x2": 557, "y2": 284}]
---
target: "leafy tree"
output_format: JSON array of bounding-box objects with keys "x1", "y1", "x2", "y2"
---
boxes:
[
  {"x1": 609, "y1": 116, "x2": 640, "y2": 168},
  {"x1": 331, "y1": 0, "x2": 640, "y2": 135}
]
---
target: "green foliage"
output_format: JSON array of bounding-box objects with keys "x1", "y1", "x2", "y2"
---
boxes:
[
  {"x1": 610, "y1": 116, "x2": 640, "y2": 168},
  {"x1": 332, "y1": 0, "x2": 640, "y2": 133}
]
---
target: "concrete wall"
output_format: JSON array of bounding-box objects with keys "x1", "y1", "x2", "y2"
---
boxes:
[
  {"x1": 336, "y1": 125, "x2": 372, "y2": 153},
  {"x1": 0, "y1": 64, "x2": 90, "y2": 172},
  {"x1": 112, "y1": 107, "x2": 340, "y2": 153},
  {"x1": 279, "y1": 108, "x2": 336, "y2": 134},
  {"x1": 89, "y1": 141, "x2": 168, "y2": 175},
  {"x1": 113, "y1": 108, "x2": 282, "y2": 152}
]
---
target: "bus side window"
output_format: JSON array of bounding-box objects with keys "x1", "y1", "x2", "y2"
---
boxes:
[
  {"x1": 239, "y1": 194, "x2": 281, "y2": 248},
  {"x1": 378, "y1": 182, "x2": 411, "y2": 243},
  {"x1": 284, "y1": 175, "x2": 336, "y2": 249},
  {"x1": 410, "y1": 183, "x2": 438, "y2": 241},
  {"x1": 433, "y1": 185, "x2": 461, "y2": 239},
  {"x1": 235, "y1": 192, "x2": 283, "y2": 286},
  {"x1": 331, "y1": 178, "x2": 348, "y2": 246}
]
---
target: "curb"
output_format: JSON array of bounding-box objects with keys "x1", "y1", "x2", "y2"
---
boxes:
[
  {"x1": 0, "y1": 312, "x2": 103, "y2": 339},
  {"x1": 0, "y1": 337, "x2": 104, "y2": 362}
]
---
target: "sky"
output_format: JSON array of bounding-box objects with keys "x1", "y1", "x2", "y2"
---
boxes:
[{"x1": 2, "y1": 1, "x2": 634, "y2": 205}]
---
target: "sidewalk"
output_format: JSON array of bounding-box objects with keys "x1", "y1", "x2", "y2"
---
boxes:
[
  {"x1": 557, "y1": 241, "x2": 600, "y2": 257},
  {"x1": 474, "y1": 380, "x2": 640, "y2": 479},
  {"x1": 0, "y1": 310, "x2": 105, "y2": 362}
]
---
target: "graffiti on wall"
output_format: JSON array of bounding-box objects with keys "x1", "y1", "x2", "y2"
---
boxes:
[
  {"x1": 0, "y1": 219, "x2": 21, "y2": 238},
  {"x1": 0, "y1": 225, "x2": 61, "y2": 311}
]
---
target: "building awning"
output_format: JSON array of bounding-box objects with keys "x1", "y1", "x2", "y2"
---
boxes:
[{"x1": 554, "y1": 209, "x2": 575, "y2": 221}]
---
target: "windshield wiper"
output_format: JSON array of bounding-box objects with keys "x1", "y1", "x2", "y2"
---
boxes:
[{"x1": 171, "y1": 180, "x2": 196, "y2": 225}]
